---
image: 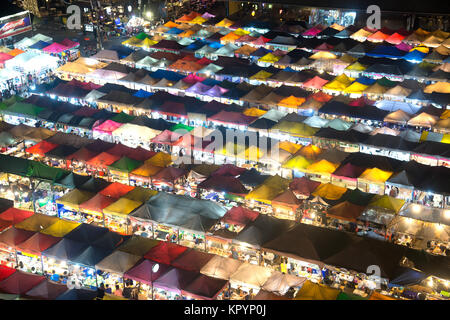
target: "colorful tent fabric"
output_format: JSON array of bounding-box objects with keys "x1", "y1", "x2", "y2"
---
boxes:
[
  {"x1": 359, "y1": 168, "x2": 393, "y2": 182},
  {"x1": 56, "y1": 189, "x2": 95, "y2": 211},
  {"x1": 144, "y1": 241, "x2": 188, "y2": 265},
  {"x1": 40, "y1": 219, "x2": 80, "y2": 237},
  {"x1": 294, "y1": 280, "x2": 340, "y2": 300},
  {"x1": 200, "y1": 255, "x2": 243, "y2": 280},
  {"x1": 95, "y1": 251, "x2": 141, "y2": 275},
  {"x1": 102, "y1": 198, "x2": 142, "y2": 217},
  {"x1": 312, "y1": 183, "x2": 347, "y2": 200}
]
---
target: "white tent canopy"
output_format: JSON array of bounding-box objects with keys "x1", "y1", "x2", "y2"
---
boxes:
[
  {"x1": 229, "y1": 263, "x2": 273, "y2": 290},
  {"x1": 200, "y1": 256, "x2": 243, "y2": 280},
  {"x1": 261, "y1": 271, "x2": 307, "y2": 295}
]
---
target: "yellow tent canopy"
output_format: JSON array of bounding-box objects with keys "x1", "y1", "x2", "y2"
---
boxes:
[
  {"x1": 424, "y1": 81, "x2": 450, "y2": 94},
  {"x1": 368, "y1": 195, "x2": 405, "y2": 214},
  {"x1": 123, "y1": 187, "x2": 158, "y2": 202},
  {"x1": 297, "y1": 144, "x2": 323, "y2": 160},
  {"x1": 330, "y1": 23, "x2": 345, "y2": 31},
  {"x1": 131, "y1": 162, "x2": 163, "y2": 178},
  {"x1": 277, "y1": 96, "x2": 306, "y2": 109},
  {"x1": 345, "y1": 62, "x2": 367, "y2": 71},
  {"x1": 135, "y1": 38, "x2": 158, "y2": 49},
  {"x1": 323, "y1": 74, "x2": 354, "y2": 91},
  {"x1": 294, "y1": 280, "x2": 340, "y2": 300},
  {"x1": 410, "y1": 46, "x2": 429, "y2": 54},
  {"x1": 249, "y1": 70, "x2": 273, "y2": 80},
  {"x1": 164, "y1": 21, "x2": 180, "y2": 28},
  {"x1": 351, "y1": 29, "x2": 374, "y2": 41},
  {"x1": 147, "y1": 152, "x2": 172, "y2": 167},
  {"x1": 258, "y1": 53, "x2": 281, "y2": 63},
  {"x1": 369, "y1": 291, "x2": 397, "y2": 300},
  {"x1": 245, "y1": 184, "x2": 282, "y2": 204},
  {"x1": 278, "y1": 141, "x2": 303, "y2": 154},
  {"x1": 306, "y1": 159, "x2": 339, "y2": 174},
  {"x1": 215, "y1": 18, "x2": 234, "y2": 28},
  {"x1": 312, "y1": 183, "x2": 347, "y2": 200},
  {"x1": 271, "y1": 121, "x2": 318, "y2": 137},
  {"x1": 339, "y1": 54, "x2": 357, "y2": 64},
  {"x1": 14, "y1": 214, "x2": 59, "y2": 232},
  {"x1": 56, "y1": 189, "x2": 95, "y2": 211},
  {"x1": 41, "y1": 219, "x2": 81, "y2": 237},
  {"x1": 217, "y1": 141, "x2": 245, "y2": 157},
  {"x1": 103, "y1": 294, "x2": 128, "y2": 300},
  {"x1": 358, "y1": 168, "x2": 393, "y2": 183},
  {"x1": 189, "y1": 16, "x2": 207, "y2": 24},
  {"x1": 236, "y1": 145, "x2": 263, "y2": 162},
  {"x1": 309, "y1": 51, "x2": 337, "y2": 60},
  {"x1": 121, "y1": 37, "x2": 142, "y2": 46},
  {"x1": 103, "y1": 198, "x2": 143, "y2": 217},
  {"x1": 282, "y1": 155, "x2": 312, "y2": 170},
  {"x1": 440, "y1": 109, "x2": 450, "y2": 120},
  {"x1": 233, "y1": 28, "x2": 250, "y2": 36},
  {"x1": 343, "y1": 82, "x2": 369, "y2": 94},
  {"x1": 263, "y1": 175, "x2": 291, "y2": 191},
  {"x1": 243, "y1": 107, "x2": 267, "y2": 117}
]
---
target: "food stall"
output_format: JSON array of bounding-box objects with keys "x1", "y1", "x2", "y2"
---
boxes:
[
  {"x1": 229, "y1": 263, "x2": 273, "y2": 299},
  {"x1": 357, "y1": 168, "x2": 393, "y2": 195},
  {"x1": 78, "y1": 194, "x2": 117, "y2": 227},
  {"x1": 271, "y1": 190, "x2": 302, "y2": 221},
  {"x1": 56, "y1": 189, "x2": 95, "y2": 222},
  {"x1": 107, "y1": 157, "x2": 143, "y2": 184},
  {"x1": 95, "y1": 250, "x2": 142, "y2": 294},
  {"x1": 123, "y1": 259, "x2": 171, "y2": 300},
  {"x1": 181, "y1": 274, "x2": 229, "y2": 300},
  {"x1": 152, "y1": 268, "x2": 198, "y2": 300},
  {"x1": 102, "y1": 197, "x2": 143, "y2": 235},
  {"x1": 0, "y1": 227, "x2": 34, "y2": 268}
]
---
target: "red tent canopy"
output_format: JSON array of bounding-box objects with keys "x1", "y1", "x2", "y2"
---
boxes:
[
  {"x1": 0, "y1": 208, "x2": 33, "y2": 224},
  {"x1": 310, "y1": 91, "x2": 333, "y2": 102},
  {"x1": 153, "y1": 267, "x2": 198, "y2": 293},
  {"x1": 332, "y1": 163, "x2": 366, "y2": 179},
  {"x1": 65, "y1": 147, "x2": 98, "y2": 162},
  {"x1": 181, "y1": 274, "x2": 228, "y2": 300},
  {"x1": 221, "y1": 206, "x2": 259, "y2": 226},
  {"x1": 124, "y1": 147, "x2": 156, "y2": 162},
  {"x1": 211, "y1": 164, "x2": 246, "y2": 177},
  {"x1": 99, "y1": 182, "x2": 134, "y2": 199},
  {"x1": 79, "y1": 194, "x2": 117, "y2": 213},
  {"x1": 158, "y1": 102, "x2": 188, "y2": 118},
  {"x1": 171, "y1": 249, "x2": 214, "y2": 272},
  {"x1": 152, "y1": 167, "x2": 186, "y2": 182},
  {"x1": 349, "y1": 96, "x2": 375, "y2": 107},
  {"x1": 144, "y1": 242, "x2": 188, "y2": 265},
  {"x1": 85, "y1": 152, "x2": 121, "y2": 168},
  {"x1": 25, "y1": 141, "x2": 59, "y2": 156},
  {"x1": 24, "y1": 278, "x2": 68, "y2": 300},
  {"x1": 72, "y1": 106, "x2": 101, "y2": 117},
  {"x1": 67, "y1": 79, "x2": 102, "y2": 91},
  {"x1": 197, "y1": 175, "x2": 248, "y2": 195},
  {"x1": 289, "y1": 177, "x2": 321, "y2": 197},
  {"x1": 15, "y1": 233, "x2": 61, "y2": 256},
  {"x1": 123, "y1": 259, "x2": 171, "y2": 285},
  {"x1": 0, "y1": 265, "x2": 16, "y2": 282},
  {"x1": 0, "y1": 227, "x2": 35, "y2": 248},
  {"x1": 0, "y1": 270, "x2": 45, "y2": 294}
]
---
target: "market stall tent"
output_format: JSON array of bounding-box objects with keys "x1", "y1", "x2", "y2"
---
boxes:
[
  {"x1": 0, "y1": 271, "x2": 45, "y2": 295},
  {"x1": 261, "y1": 271, "x2": 307, "y2": 296},
  {"x1": 293, "y1": 280, "x2": 340, "y2": 300},
  {"x1": 229, "y1": 263, "x2": 273, "y2": 291},
  {"x1": 95, "y1": 250, "x2": 142, "y2": 276},
  {"x1": 200, "y1": 255, "x2": 243, "y2": 280}
]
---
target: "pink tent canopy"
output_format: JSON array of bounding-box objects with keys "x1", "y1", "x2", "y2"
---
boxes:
[
  {"x1": 0, "y1": 52, "x2": 13, "y2": 63},
  {"x1": 43, "y1": 42, "x2": 69, "y2": 53},
  {"x1": 302, "y1": 76, "x2": 329, "y2": 89},
  {"x1": 396, "y1": 42, "x2": 413, "y2": 52},
  {"x1": 252, "y1": 36, "x2": 271, "y2": 46},
  {"x1": 151, "y1": 130, "x2": 183, "y2": 145},
  {"x1": 93, "y1": 120, "x2": 123, "y2": 135},
  {"x1": 183, "y1": 74, "x2": 206, "y2": 84},
  {"x1": 303, "y1": 25, "x2": 324, "y2": 36}
]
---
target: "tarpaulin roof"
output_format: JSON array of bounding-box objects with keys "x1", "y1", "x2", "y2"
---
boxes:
[
  {"x1": 16, "y1": 232, "x2": 61, "y2": 255},
  {"x1": 153, "y1": 267, "x2": 198, "y2": 293},
  {"x1": 0, "y1": 271, "x2": 45, "y2": 295},
  {"x1": 263, "y1": 223, "x2": 353, "y2": 267},
  {"x1": 358, "y1": 167, "x2": 393, "y2": 182},
  {"x1": 41, "y1": 238, "x2": 88, "y2": 261},
  {"x1": 144, "y1": 241, "x2": 188, "y2": 265},
  {"x1": 95, "y1": 251, "x2": 142, "y2": 275},
  {"x1": 85, "y1": 152, "x2": 121, "y2": 168},
  {"x1": 172, "y1": 249, "x2": 214, "y2": 272},
  {"x1": 327, "y1": 201, "x2": 366, "y2": 222},
  {"x1": 0, "y1": 227, "x2": 34, "y2": 248},
  {"x1": 40, "y1": 219, "x2": 80, "y2": 238},
  {"x1": 131, "y1": 192, "x2": 226, "y2": 233},
  {"x1": 24, "y1": 279, "x2": 68, "y2": 300},
  {"x1": 312, "y1": 183, "x2": 347, "y2": 200},
  {"x1": 198, "y1": 175, "x2": 248, "y2": 194},
  {"x1": 282, "y1": 155, "x2": 312, "y2": 170},
  {"x1": 55, "y1": 288, "x2": 97, "y2": 300},
  {"x1": 15, "y1": 214, "x2": 59, "y2": 232},
  {"x1": 0, "y1": 208, "x2": 33, "y2": 225},
  {"x1": 78, "y1": 194, "x2": 117, "y2": 215},
  {"x1": 200, "y1": 255, "x2": 243, "y2": 280},
  {"x1": 123, "y1": 259, "x2": 170, "y2": 285},
  {"x1": 0, "y1": 265, "x2": 16, "y2": 282},
  {"x1": 234, "y1": 215, "x2": 295, "y2": 248},
  {"x1": 294, "y1": 280, "x2": 340, "y2": 300},
  {"x1": 56, "y1": 189, "x2": 95, "y2": 211},
  {"x1": 102, "y1": 198, "x2": 142, "y2": 217},
  {"x1": 230, "y1": 263, "x2": 273, "y2": 290}
]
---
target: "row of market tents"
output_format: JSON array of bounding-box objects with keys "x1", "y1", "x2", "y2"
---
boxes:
[{"x1": 0, "y1": 200, "x2": 447, "y2": 299}]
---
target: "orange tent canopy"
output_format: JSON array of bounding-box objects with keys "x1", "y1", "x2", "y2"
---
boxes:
[
  {"x1": 99, "y1": 182, "x2": 134, "y2": 198},
  {"x1": 278, "y1": 96, "x2": 306, "y2": 108},
  {"x1": 25, "y1": 141, "x2": 59, "y2": 156}
]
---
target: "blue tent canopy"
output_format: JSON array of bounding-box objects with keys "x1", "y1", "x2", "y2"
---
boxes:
[
  {"x1": 185, "y1": 40, "x2": 208, "y2": 51},
  {"x1": 388, "y1": 268, "x2": 427, "y2": 288},
  {"x1": 71, "y1": 246, "x2": 114, "y2": 267},
  {"x1": 64, "y1": 224, "x2": 109, "y2": 244},
  {"x1": 202, "y1": 78, "x2": 222, "y2": 87},
  {"x1": 209, "y1": 42, "x2": 223, "y2": 49},
  {"x1": 149, "y1": 69, "x2": 185, "y2": 82},
  {"x1": 133, "y1": 89, "x2": 154, "y2": 98},
  {"x1": 109, "y1": 45, "x2": 133, "y2": 59},
  {"x1": 56, "y1": 288, "x2": 97, "y2": 300},
  {"x1": 402, "y1": 50, "x2": 427, "y2": 63},
  {"x1": 166, "y1": 27, "x2": 184, "y2": 35},
  {"x1": 366, "y1": 45, "x2": 405, "y2": 59},
  {"x1": 355, "y1": 76, "x2": 376, "y2": 85}
]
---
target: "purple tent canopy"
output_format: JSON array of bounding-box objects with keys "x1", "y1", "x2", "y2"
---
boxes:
[
  {"x1": 123, "y1": 259, "x2": 171, "y2": 285},
  {"x1": 204, "y1": 85, "x2": 229, "y2": 97},
  {"x1": 153, "y1": 268, "x2": 198, "y2": 294},
  {"x1": 185, "y1": 82, "x2": 211, "y2": 94}
]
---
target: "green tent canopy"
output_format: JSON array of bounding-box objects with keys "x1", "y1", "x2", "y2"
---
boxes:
[
  {"x1": 4, "y1": 102, "x2": 45, "y2": 118},
  {"x1": 28, "y1": 161, "x2": 70, "y2": 182},
  {"x1": 0, "y1": 96, "x2": 24, "y2": 111},
  {"x1": 336, "y1": 292, "x2": 368, "y2": 300},
  {"x1": 169, "y1": 123, "x2": 194, "y2": 132},
  {"x1": 0, "y1": 154, "x2": 31, "y2": 176},
  {"x1": 108, "y1": 156, "x2": 143, "y2": 173},
  {"x1": 110, "y1": 112, "x2": 136, "y2": 124},
  {"x1": 376, "y1": 77, "x2": 397, "y2": 88},
  {"x1": 135, "y1": 32, "x2": 149, "y2": 40}
]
